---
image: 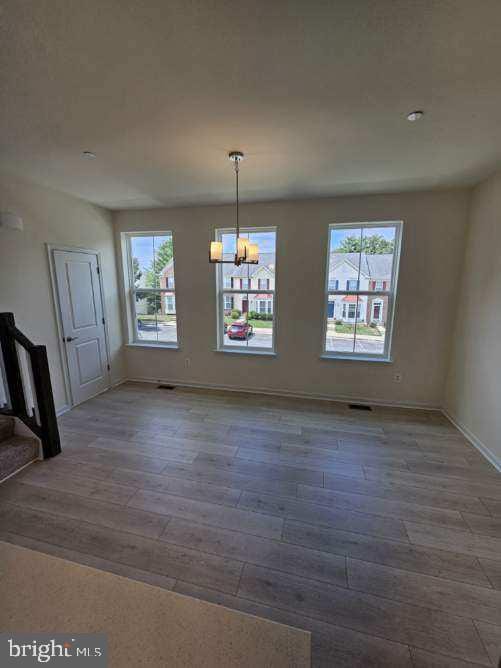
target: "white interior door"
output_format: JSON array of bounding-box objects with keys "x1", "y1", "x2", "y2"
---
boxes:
[{"x1": 53, "y1": 250, "x2": 109, "y2": 406}]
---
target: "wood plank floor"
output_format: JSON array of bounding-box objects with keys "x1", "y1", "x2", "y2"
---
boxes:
[{"x1": 1, "y1": 382, "x2": 500, "y2": 666}]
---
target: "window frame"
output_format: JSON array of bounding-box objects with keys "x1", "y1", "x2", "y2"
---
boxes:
[
  {"x1": 322, "y1": 221, "x2": 402, "y2": 362},
  {"x1": 124, "y1": 231, "x2": 179, "y2": 348},
  {"x1": 215, "y1": 226, "x2": 277, "y2": 355}
]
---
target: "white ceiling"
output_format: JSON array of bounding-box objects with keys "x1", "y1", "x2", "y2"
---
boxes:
[{"x1": 1, "y1": 0, "x2": 501, "y2": 209}]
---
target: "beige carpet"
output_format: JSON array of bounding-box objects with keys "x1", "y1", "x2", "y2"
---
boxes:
[{"x1": 0, "y1": 541, "x2": 310, "y2": 667}]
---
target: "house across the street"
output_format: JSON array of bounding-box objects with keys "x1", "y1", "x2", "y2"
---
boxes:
[{"x1": 328, "y1": 252, "x2": 392, "y2": 325}]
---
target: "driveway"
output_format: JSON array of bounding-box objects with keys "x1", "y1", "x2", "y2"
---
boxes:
[
  {"x1": 325, "y1": 335, "x2": 384, "y2": 354},
  {"x1": 224, "y1": 328, "x2": 273, "y2": 349},
  {"x1": 137, "y1": 321, "x2": 177, "y2": 343}
]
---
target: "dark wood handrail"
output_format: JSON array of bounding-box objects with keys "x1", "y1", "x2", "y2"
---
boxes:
[
  {"x1": 0, "y1": 312, "x2": 61, "y2": 459},
  {"x1": 9, "y1": 326, "x2": 36, "y2": 351}
]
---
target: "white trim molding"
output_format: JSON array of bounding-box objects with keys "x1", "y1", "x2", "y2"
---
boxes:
[
  {"x1": 442, "y1": 409, "x2": 501, "y2": 472},
  {"x1": 127, "y1": 375, "x2": 441, "y2": 411}
]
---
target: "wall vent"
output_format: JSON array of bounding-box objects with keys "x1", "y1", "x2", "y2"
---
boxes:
[
  {"x1": 158, "y1": 384, "x2": 176, "y2": 390},
  {"x1": 348, "y1": 403, "x2": 372, "y2": 411}
]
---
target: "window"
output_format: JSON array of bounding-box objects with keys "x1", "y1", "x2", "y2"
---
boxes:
[
  {"x1": 372, "y1": 300, "x2": 383, "y2": 321},
  {"x1": 216, "y1": 228, "x2": 276, "y2": 352},
  {"x1": 165, "y1": 294, "x2": 176, "y2": 313},
  {"x1": 258, "y1": 278, "x2": 270, "y2": 290},
  {"x1": 323, "y1": 221, "x2": 402, "y2": 360},
  {"x1": 257, "y1": 299, "x2": 273, "y2": 314},
  {"x1": 125, "y1": 232, "x2": 178, "y2": 345}
]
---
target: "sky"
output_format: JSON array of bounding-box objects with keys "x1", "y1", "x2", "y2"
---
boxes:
[
  {"x1": 131, "y1": 234, "x2": 172, "y2": 272},
  {"x1": 330, "y1": 225, "x2": 396, "y2": 251},
  {"x1": 221, "y1": 231, "x2": 276, "y2": 255}
]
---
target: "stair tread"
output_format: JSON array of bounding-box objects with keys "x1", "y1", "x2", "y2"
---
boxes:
[
  {"x1": 0, "y1": 435, "x2": 39, "y2": 482},
  {"x1": 0, "y1": 416, "x2": 15, "y2": 444}
]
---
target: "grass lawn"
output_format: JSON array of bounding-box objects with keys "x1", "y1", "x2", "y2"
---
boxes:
[
  {"x1": 334, "y1": 323, "x2": 382, "y2": 336},
  {"x1": 225, "y1": 317, "x2": 272, "y2": 329}
]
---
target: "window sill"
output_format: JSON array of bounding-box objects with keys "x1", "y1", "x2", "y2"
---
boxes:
[
  {"x1": 214, "y1": 348, "x2": 277, "y2": 358},
  {"x1": 127, "y1": 342, "x2": 180, "y2": 350},
  {"x1": 320, "y1": 353, "x2": 392, "y2": 363}
]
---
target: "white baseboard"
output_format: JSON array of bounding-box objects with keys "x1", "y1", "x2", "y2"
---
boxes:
[
  {"x1": 442, "y1": 409, "x2": 501, "y2": 472},
  {"x1": 126, "y1": 375, "x2": 441, "y2": 411},
  {"x1": 56, "y1": 404, "x2": 71, "y2": 417}
]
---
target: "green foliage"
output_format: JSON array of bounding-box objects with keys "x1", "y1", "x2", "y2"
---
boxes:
[
  {"x1": 334, "y1": 323, "x2": 381, "y2": 336},
  {"x1": 144, "y1": 239, "x2": 174, "y2": 288},
  {"x1": 334, "y1": 234, "x2": 394, "y2": 254},
  {"x1": 249, "y1": 310, "x2": 273, "y2": 321},
  {"x1": 230, "y1": 309, "x2": 241, "y2": 319},
  {"x1": 132, "y1": 257, "x2": 142, "y2": 285}
]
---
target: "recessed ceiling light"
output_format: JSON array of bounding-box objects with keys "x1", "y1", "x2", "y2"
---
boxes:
[
  {"x1": 82, "y1": 151, "x2": 96, "y2": 159},
  {"x1": 406, "y1": 110, "x2": 424, "y2": 122}
]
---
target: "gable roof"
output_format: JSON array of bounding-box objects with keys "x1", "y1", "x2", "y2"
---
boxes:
[
  {"x1": 329, "y1": 253, "x2": 393, "y2": 280},
  {"x1": 222, "y1": 252, "x2": 275, "y2": 278}
]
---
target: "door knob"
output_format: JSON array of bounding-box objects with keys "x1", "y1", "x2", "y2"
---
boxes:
[{"x1": 64, "y1": 336, "x2": 78, "y2": 342}]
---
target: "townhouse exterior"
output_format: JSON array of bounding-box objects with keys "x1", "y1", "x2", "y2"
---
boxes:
[
  {"x1": 157, "y1": 251, "x2": 391, "y2": 324},
  {"x1": 328, "y1": 252, "x2": 392, "y2": 325}
]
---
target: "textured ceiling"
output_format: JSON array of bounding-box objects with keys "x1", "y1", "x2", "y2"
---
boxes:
[{"x1": 1, "y1": 0, "x2": 501, "y2": 209}]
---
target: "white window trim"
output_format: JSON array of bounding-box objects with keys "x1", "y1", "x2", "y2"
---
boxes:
[
  {"x1": 215, "y1": 226, "x2": 277, "y2": 354},
  {"x1": 123, "y1": 231, "x2": 179, "y2": 348},
  {"x1": 322, "y1": 221, "x2": 402, "y2": 362}
]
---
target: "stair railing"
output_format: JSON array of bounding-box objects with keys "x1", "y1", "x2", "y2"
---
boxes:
[{"x1": 0, "y1": 312, "x2": 61, "y2": 458}]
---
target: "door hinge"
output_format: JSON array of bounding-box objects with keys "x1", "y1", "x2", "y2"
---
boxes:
[
  {"x1": 107, "y1": 364, "x2": 111, "y2": 371},
  {"x1": 102, "y1": 317, "x2": 105, "y2": 325},
  {"x1": 96, "y1": 266, "x2": 100, "y2": 275}
]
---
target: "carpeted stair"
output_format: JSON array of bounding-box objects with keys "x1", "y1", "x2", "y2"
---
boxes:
[{"x1": 0, "y1": 416, "x2": 39, "y2": 482}]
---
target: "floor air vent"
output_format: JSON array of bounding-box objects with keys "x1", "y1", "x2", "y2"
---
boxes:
[
  {"x1": 157, "y1": 384, "x2": 176, "y2": 390},
  {"x1": 348, "y1": 403, "x2": 372, "y2": 411}
]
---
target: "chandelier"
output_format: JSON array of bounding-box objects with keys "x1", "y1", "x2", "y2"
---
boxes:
[{"x1": 209, "y1": 151, "x2": 259, "y2": 266}]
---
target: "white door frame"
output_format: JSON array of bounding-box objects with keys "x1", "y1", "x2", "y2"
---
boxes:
[{"x1": 47, "y1": 244, "x2": 112, "y2": 410}]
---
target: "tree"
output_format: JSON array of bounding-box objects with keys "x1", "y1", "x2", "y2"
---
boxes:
[
  {"x1": 143, "y1": 239, "x2": 174, "y2": 315},
  {"x1": 132, "y1": 257, "x2": 142, "y2": 286},
  {"x1": 334, "y1": 234, "x2": 394, "y2": 254},
  {"x1": 145, "y1": 239, "x2": 174, "y2": 287}
]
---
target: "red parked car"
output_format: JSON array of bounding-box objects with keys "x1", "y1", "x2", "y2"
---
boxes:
[{"x1": 227, "y1": 320, "x2": 253, "y2": 340}]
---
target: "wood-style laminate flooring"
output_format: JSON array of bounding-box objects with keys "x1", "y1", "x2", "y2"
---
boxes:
[{"x1": 1, "y1": 382, "x2": 500, "y2": 666}]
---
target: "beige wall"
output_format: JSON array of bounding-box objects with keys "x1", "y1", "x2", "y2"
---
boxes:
[
  {"x1": 445, "y1": 170, "x2": 501, "y2": 468},
  {"x1": 114, "y1": 188, "x2": 470, "y2": 408},
  {"x1": 0, "y1": 173, "x2": 125, "y2": 412}
]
